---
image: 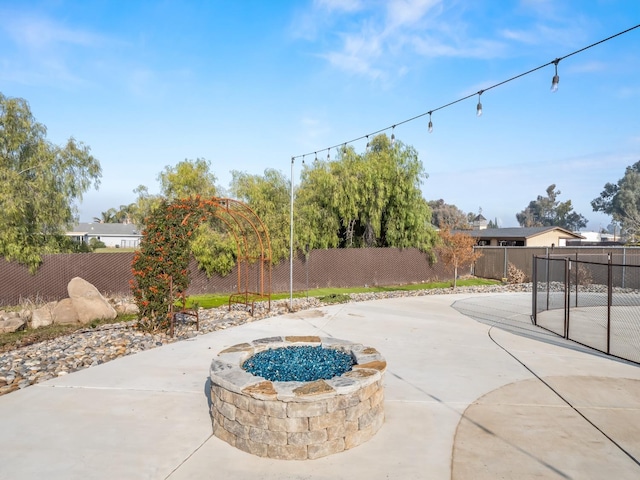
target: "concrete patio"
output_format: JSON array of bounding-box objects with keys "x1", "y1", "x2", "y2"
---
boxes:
[{"x1": 1, "y1": 292, "x2": 639, "y2": 479}]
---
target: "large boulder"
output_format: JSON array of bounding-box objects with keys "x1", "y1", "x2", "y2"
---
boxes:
[
  {"x1": 68, "y1": 277, "x2": 117, "y2": 325},
  {"x1": 52, "y1": 298, "x2": 80, "y2": 325}
]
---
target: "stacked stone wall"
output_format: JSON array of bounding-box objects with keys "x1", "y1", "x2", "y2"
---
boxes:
[{"x1": 211, "y1": 378, "x2": 384, "y2": 459}]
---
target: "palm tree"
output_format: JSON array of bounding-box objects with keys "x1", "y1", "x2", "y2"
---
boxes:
[{"x1": 93, "y1": 209, "x2": 117, "y2": 223}]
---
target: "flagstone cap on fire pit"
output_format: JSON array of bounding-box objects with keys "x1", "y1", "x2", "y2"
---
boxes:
[{"x1": 209, "y1": 335, "x2": 386, "y2": 401}]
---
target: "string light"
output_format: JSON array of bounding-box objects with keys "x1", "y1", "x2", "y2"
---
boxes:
[
  {"x1": 290, "y1": 23, "x2": 640, "y2": 161},
  {"x1": 428, "y1": 112, "x2": 433, "y2": 133},
  {"x1": 366, "y1": 135, "x2": 370, "y2": 152},
  {"x1": 391, "y1": 126, "x2": 396, "y2": 145},
  {"x1": 327, "y1": 148, "x2": 330, "y2": 160},
  {"x1": 551, "y1": 58, "x2": 560, "y2": 92}
]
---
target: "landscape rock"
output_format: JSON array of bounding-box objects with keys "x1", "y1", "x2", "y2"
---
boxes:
[
  {"x1": 68, "y1": 277, "x2": 117, "y2": 325},
  {"x1": 30, "y1": 302, "x2": 56, "y2": 329},
  {"x1": 20, "y1": 309, "x2": 32, "y2": 323},
  {"x1": 113, "y1": 302, "x2": 139, "y2": 315},
  {"x1": 0, "y1": 316, "x2": 26, "y2": 333},
  {"x1": 52, "y1": 298, "x2": 80, "y2": 325},
  {"x1": 0, "y1": 311, "x2": 20, "y2": 321}
]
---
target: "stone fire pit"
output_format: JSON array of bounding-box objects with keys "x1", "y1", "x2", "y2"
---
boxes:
[{"x1": 209, "y1": 335, "x2": 386, "y2": 460}]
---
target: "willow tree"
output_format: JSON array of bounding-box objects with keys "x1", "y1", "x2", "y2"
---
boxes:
[
  {"x1": 230, "y1": 168, "x2": 291, "y2": 263},
  {"x1": 0, "y1": 93, "x2": 102, "y2": 271},
  {"x1": 295, "y1": 134, "x2": 436, "y2": 252}
]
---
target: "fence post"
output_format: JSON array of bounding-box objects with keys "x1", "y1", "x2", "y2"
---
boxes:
[
  {"x1": 564, "y1": 257, "x2": 570, "y2": 339},
  {"x1": 575, "y1": 252, "x2": 579, "y2": 308},
  {"x1": 546, "y1": 248, "x2": 550, "y2": 311},
  {"x1": 503, "y1": 247, "x2": 508, "y2": 279},
  {"x1": 532, "y1": 255, "x2": 538, "y2": 325},
  {"x1": 622, "y1": 247, "x2": 626, "y2": 289},
  {"x1": 607, "y1": 253, "x2": 612, "y2": 354}
]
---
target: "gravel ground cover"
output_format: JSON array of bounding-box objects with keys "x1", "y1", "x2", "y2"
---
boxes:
[{"x1": 0, "y1": 283, "x2": 531, "y2": 396}]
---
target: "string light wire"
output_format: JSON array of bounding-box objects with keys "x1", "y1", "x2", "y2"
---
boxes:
[{"x1": 291, "y1": 23, "x2": 640, "y2": 161}]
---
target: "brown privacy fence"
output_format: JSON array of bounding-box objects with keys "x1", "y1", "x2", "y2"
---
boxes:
[
  {"x1": 0, "y1": 248, "x2": 460, "y2": 306},
  {"x1": 532, "y1": 254, "x2": 640, "y2": 364},
  {"x1": 473, "y1": 246, "x2": 640, "y2": 281},
  {"x1": 3, "y1": 246, "x2": 639, "y2": 306}
]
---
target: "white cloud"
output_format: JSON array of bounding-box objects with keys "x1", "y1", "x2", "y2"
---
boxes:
[
  {"x1": 385, "y1": 0, "x2": 442, "y2": 29},
  {"x1": 565, "y1": 60, "x2": 607, "y2": 74},
  {"x1": 499, "y1": 21, "x2": 590, "y2": 50},
  {"x1": 0, "y1": 10, "x2": 124, "y2": 89},
  {"x1": 518, "y1": 0, "x2": 560, "y2": 20},
  {"x1": 298, "y1": 0, "x2": 511, "y2": 81},
  {"x1": 314, "y1": 0, "x2": 364, "y2": 14},
  {"x1": 412, "y1": 35, "x2": 506, "y2": 59},
  {"x1": 616, "y1": 85, "x2": 640, "y2": 99},
  {"x1": 320, "y1": 25, "x2": 386, "y2": 78},
  {"x1": 4, "y1": 15, "x2": 106, "y2": 50},
  {"x1": 501, "y1": 28, "x2": 540, "y2": 45},
  {"x1": 300, "y1": 116, "x2": 332, "y2": 141}
]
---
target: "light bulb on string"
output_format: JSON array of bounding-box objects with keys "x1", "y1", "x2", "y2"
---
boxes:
[
  {"x1": 292, "y1": 27, "x2": 639, "y2": 170},
  {"x1": 551, "y1": 58, "x2": 560, "y2": 92},
  {"x1": 327, "y1": 148, "x2": 330, "y2": 160},
  {"x1": 314, "y1": 151, "x2": 318, "y2": 162}
]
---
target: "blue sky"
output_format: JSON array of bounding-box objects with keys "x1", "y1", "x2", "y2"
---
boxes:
[{"x1": 1, "y1": 0, "x2": 639, "y2": 230}]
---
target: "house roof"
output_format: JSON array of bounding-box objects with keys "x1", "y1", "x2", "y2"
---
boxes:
[
  {"x1": 459, "y1": 226, "x2": 584, "y2": 240},
  {"x1": 67, "y1": 223, "x2": 142, "y2": 237}
]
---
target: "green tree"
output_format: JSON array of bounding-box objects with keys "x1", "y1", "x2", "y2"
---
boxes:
[
  {"x1": 592, "y1": 161, "x2": 640, "y2": 240},
  {"x1": 114, "y1": 203, "x2": 136, "y2": 223},
  {"x1": 130, "y1": 185, "x2": 163, "y2": 227},
  {"x1": 516, "y1": 184, "x2": 587, "y2": 231},
  {"x1": 0, "y1": 93, "x2": 101, "y2": 271},
  {"x1": 158, "y1": 157, "x2": 217, "y2": 201},
  {"x1": 295, "y1": 159, "x2": 343, "y2": 251},
  {"x1": 128, "y1": 158, "x2": 219, "y2": 227},
  {"x1": 296, "y1": 134, "x2": 436, "y2": 251},
  {"x1": 93, "y1": 208, "x2": 117, "y2": 223},
  {"x1": 189, "y1": 222, "x2": 236, "y2": 277},
  {"x1": 428, "y1": 199, "x2": 470, "y2": 229},
  {"x1": 158, "y1": 158, "x2": 236, "y2": 275},
  {"x1": 230, "y1": 168, "x2": 291, "y2": 263}
]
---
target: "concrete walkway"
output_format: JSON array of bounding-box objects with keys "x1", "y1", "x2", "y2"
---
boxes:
[{"x1": 1, "y1": 292, "x2": 639, "y2": 479}]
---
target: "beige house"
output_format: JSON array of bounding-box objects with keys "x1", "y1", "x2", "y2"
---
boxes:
[{"x1": 462, "y1": 226, "x2": 584, "y2": 247}]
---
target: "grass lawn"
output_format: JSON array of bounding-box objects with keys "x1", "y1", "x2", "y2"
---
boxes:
[{"x1": 184, "y1": 277, "x2": 501, "y2": 309}]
